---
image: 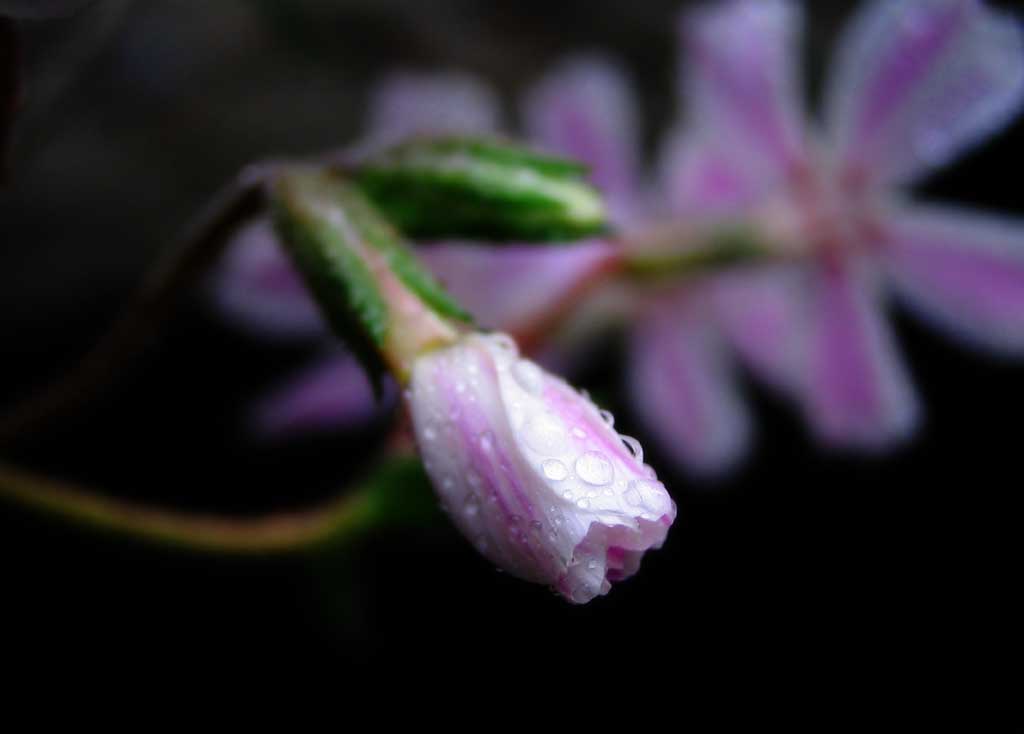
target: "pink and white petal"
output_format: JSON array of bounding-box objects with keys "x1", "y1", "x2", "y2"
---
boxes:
[
  {"x1": 420, "y1": 240, "x2": 616, "y2": 335},
  {"x1": 252, "y1": 352, "x2": 395, "y2": 439},
  {"x1": 803, "y1": 260, "x2": 918, "y2": 449},
  {"x1": 882, "y1": 205, "x2": 1024, "y2": 354},
  {"x1": 827, "y1": 0, "x2": 1024, "y2": 186},
  {"x1": 657, "y1": 129, "x2": 779, "y2": 218},
  {"x1": 711, "y1": 265, "x2": 809, "y2": 391},
  {"x1": 522, "y1": 56, "x2": 642, "y2": 223},
  {"x1": 628, "y1": 294, "x2": 751, "y2": 476},
  {"x1": 681, "y1": 0, "x2": 807, "y2": 179},
  {"x1": 211, "y1": 217, "x2": 327, "y2": 342},
  {"x1": 363, "y1": 71, "x2": 501, "y2": 150}
]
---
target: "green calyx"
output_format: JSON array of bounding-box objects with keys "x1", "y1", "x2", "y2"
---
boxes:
[{"x1": 353, "y1": 136, "x2": 609, "y2": 242}]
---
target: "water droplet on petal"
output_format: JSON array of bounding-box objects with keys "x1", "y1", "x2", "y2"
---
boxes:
[
  {"x1": 512, "y1": 359, "x2": 544, "y2": 395},
  {"x1": 575, "y1": 451, "x2": 614, "y2": 486},
  {"x1": 522, "y1": 414, "x2": 570, "y2": 456},
  {"x1": 620, "y1": 435, "x2": 643, "y2": 463},
  {"x1": 541, "y1": 459, "x2": 569, "y2": 481},
  {"x1": 576, "y1": 497, "x2": 591, "y2": 509},
  {"x1": 599, "y1": 409, "x2": 615, "y2": 427},
  {"x1": 491, "y1": 333, "x2": 517, "y2": 355},
  {"x1": 571, "y1": 427, "x2": 587, "y2": 439},
  {"x1": 624, "y1": 483, "x2": 643, "y2": 507}
]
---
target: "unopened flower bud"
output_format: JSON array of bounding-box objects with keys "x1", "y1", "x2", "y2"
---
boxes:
[
  {"x1": 407, "y1": 332, "x2": 675, "y2": 603},
  {"x1": 354, "y1": 136, "x2": 608, "y2": 241}
]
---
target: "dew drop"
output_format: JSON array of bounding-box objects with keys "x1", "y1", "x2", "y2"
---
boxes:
[
  {"x1": 512, "y1": 359, "x2": 545, "y2": 395},
  {"x1": 441, "y1": 477, "x2": 455, "y2": 491},
  {"x1": 620, "y1": 435, "x2": 644, "y2": 464},
  {"x1": 576, "y1": 498, "x2": 591, "y2": 509},
  {"x1": 624, "y1": 483, "x2": 643, "y2": 507},
  {"x1": 575, "y1": 451, "x2": 614, "y2": 486},
  {"x1": 599, "y1": 409, "x2": 615, "y2": 427},
  {"x1": 541, "y1": 459, "x2": 569, "y2": 481},
  {"x1": 491, "y1": 333, "x2": 517, "y2": 355},
  {"x1": 562, "y1": 489, "x2": 574, "y2": 500},
  {"x1": 522, "y1": 414, "x2": 570, "y2": 456},
  {"x1": 464, "y1": 496, "x2": 480, "y2": 517},
  {"x1": 530, "y1": 520, "x2": 543, "y2": 532},
  {"x1": 422, "y1": 426, "x2": 437, "y2": 441},
  {"x1": 479, "y1": 431, "x2": 495, "y2": 452},
  {"x1": 571, "y1": 427, "x2": 587, "y2": 439}
]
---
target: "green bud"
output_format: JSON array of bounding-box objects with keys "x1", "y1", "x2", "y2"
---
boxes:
[{"x1": 352, "y1": 136, "x2": 609, "y2": 242}]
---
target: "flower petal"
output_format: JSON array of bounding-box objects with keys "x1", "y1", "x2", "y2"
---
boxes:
[
  {"x1": 882, "y1": 205, "x2": 1024, "y2": 354},
  {"x1": 364, "y1": 71, "x2": 501, "y2": 149},
  {"x1": 419, "y1": 240, "x2": 616, "y2": 335},
  {"x1": 522, "y1": 56, "x2": 642, "y2": 223},
  {"x1": 409, "y1": 332, "x2": 674, "y2": 604},
  {"x1": 252, "y1": 352, "x2": 394, "y2": 439},
  {"x1": 827, "y1": 0, "x2": 1024, "y2": 186},
  {"x1": 211, "y1": 217, "x2": 327, "y2": 341},
  {"x1": 681, "y1": 0, "x2": 806, "y2": 180},
  {"x1": 711, "y1": 265, "x2": 807, "y2": 391},
  {"x1": 804, "y1": 260, "x2": 918, "y2": 449},
  {"x1": 657, "y1": 130, "x2": 779, "y2": 218},
  {"x1": 628, "y1": 292, "x2": 751, "y2": 476}
]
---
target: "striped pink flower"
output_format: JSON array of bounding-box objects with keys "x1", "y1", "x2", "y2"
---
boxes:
[
  {"x1": 666, "y1": 0, "x2": 1024, "y2": 449},
  {"x1": 408, "y1": 332, "x2": 674, "y2": 603}
]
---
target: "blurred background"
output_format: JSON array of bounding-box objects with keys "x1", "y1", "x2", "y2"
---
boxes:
[{"x1": 1, "y1": 0, "x2": 1022, "y2": 679}]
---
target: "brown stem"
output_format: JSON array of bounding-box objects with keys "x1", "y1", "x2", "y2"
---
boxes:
[
  {"x1": 0, "y1": 162, "x2": 276, "y2": 446},
  {"x1": 0, "y1": 459, "x2": 376, "y2": 555}
]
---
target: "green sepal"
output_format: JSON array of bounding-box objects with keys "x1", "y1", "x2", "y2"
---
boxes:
[
  {"x1": 353, "y1": 136, "x2": 609, "y2": 242},
  {"x1": 271, "y1": 168, "x2": 390, "y2": 389},
  {"x1": 271, "y1": 167, "x2": 470, "y2": 390}
]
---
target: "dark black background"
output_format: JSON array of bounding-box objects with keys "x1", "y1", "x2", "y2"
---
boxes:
[{"x1": 1, "y1": 0, "x2": 1021, "y2": 687}]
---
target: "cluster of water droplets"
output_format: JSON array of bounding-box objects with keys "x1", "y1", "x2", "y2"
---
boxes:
[{"x1": 408, "y1": 332, "x2": 674, "y2": 599}]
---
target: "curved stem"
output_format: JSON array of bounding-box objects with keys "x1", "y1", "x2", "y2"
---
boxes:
[
  {"x1": 0, "y1": 455, "x2": 420, "y2": 555},
  {"x1": 0, "y1": 163, "x2": 275, "y2": 446}
]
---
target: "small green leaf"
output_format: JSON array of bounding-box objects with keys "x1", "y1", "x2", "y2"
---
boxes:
[{"x1": 353, "y1": 136, "x2": 609, "y2": 242}]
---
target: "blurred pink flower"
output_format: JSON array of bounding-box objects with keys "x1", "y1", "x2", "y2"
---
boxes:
[
  {"x1": 408, "y1": 332, "x2": 674, "y2": 603},
  {"x1": 214, "y1": 0, "x2": 1024, "y2": 478},
  {"x1": 667, "y1": 0, "x2": 1024, "y2": 449}
]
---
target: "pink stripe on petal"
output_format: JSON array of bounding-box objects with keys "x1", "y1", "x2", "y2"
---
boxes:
[
  {"x1": 883, "y1": 205, "x2": 1024, "y2": 354},
  {"x1": 804, "y1": 260, "x2": 918, "y2": 449},
  {"x1": 253, "y1": 352, "x2": 392, "y2": 439},
  {"x1": 827, "y1": 0, "x2": 1024, "y2": 185},
  {"x1": 523, "y1": 56, "x2": 642, "y2": 223},
  {"x1": 658, "y1": 130, "x2": 778, "y2": 218},
  {"x1": 682, "y1": 0, "x2": 806, "y2": 178},
  {"x1": 628, "y1": 294, "x2": 751, "y2": 476}
]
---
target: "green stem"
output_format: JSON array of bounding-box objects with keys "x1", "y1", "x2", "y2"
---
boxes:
[
  {"x1": 0, "y1": 456, "x2": 422, "y2": 555},
  {"x1": 619, "y1": 220, "x2": 778, "y2": 279},
  {"x1": 0, "y1": 163, "x2": 275, "y2": 446}
]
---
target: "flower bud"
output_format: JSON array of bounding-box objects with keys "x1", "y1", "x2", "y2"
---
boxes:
[
  {"x1": 353, "y1": 136, "x2": 608, "y2": 241},
  {"x1": 407, "y1": 332, "x2": 675, "y2": 603}
]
